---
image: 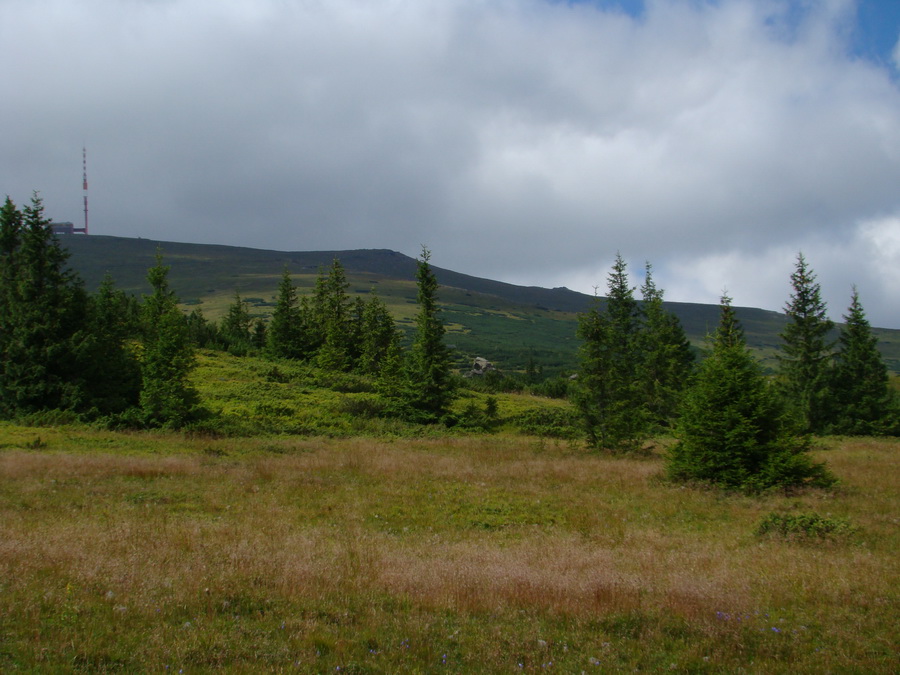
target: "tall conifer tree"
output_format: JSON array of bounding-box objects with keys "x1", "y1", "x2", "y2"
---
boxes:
[
  {"x1": 317, "y1": 258, "x2": 353, "y2": 371},
  {"x1": 139, "y1": 252, "x2": 200, "y2": 427},
  {"x1": 0, "y1": 197, "x2": 24, "y2": 382},
  {"x1": 267, "y1": 268, "x2": 305, "y2": 359},
  {"x1": 574, "y1": 253, "x2": 649, "y2": 451},
  {"x1": 828, "y1": 289, "x2": 899, "y2": 435},
  {"x1": 220, "y1": 290, "x2": 253, "y2": 354},
  {"x1": 79, "y1": 275, "x2": 142, "y2": 415},
  {"x1": 638, "y1": 263, "x2": 694, "y2": 429},
  {"x1": 777, "y1": 253, "x2": 835, "y2": 433},
  {"x1": 0, "y1": 194, "x2": 89, "y2": 415},
  {"x1": 402, "y1": 247, "x2": 454, "y2": 422},
  {"x1": 358, "y1": 291, "x2": 401, "y2": 378}
]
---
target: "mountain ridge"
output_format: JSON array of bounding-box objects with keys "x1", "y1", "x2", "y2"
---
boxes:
[{"x1": 59, "y1": 234, "x2": 900, "y2": 373}]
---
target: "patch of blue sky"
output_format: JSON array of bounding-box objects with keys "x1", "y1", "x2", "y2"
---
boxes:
[
  {"x1": 551, "y1": 0, "x2": 900, "y2": 70},
  {"x1": 557, "y1": 0, "x2": 644, "y2": 14},
  {"x1": 853, "y1": 0, "x2": 900, "y2": 68}
]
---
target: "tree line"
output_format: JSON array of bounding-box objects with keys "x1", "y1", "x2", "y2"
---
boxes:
[{"x1": 1, "y1": 192, "x2": 897, "y2": 468}]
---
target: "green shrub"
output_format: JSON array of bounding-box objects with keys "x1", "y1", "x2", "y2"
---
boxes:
[
  {"x1": 312, "y1": 371, "x2": 373, "y2": 393},
  {"x1": 333, "y1": 394, "x2": 386, "y2": 419},
  {"x1": 528, "y1": 376, "x2": 571, "y2": 399},
  {"x1": 513, "y1": 407, "x2": 580, "y2": 439},
  {"x1": 449, "y1": 396, "x2": 500, "y2": 431},
  {"x1": 755, "y1": 512, "x2": 856, "y2": 540},
  {"x1": 263, "y1": 366, "x2": 291, "y2": 383},
  {"x1": 14, "y1": 409, "x2": 82, "y2": 427}
]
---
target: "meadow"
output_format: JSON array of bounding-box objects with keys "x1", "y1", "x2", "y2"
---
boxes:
[{"x1": 1, "y1": 373, "x2": 897, "y2": 672}]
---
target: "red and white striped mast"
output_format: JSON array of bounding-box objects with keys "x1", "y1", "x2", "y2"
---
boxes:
[{"x1": 82, "y1": 146, "x2": 89, "y2": 234}]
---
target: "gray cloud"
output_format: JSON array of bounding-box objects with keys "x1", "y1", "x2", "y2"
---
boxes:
[{"x1": 2, "y1": 0, "x2": 899, "y2": 327}]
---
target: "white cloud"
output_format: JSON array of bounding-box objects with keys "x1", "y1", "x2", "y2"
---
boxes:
[
  {"x1": 637, "y1": 213, "x2": 900, "y2": 329},
  {"x1": 2, "y1": 0, "x2": 899, "y2": 327}
]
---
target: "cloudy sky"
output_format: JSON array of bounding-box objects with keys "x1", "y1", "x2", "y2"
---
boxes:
[{"x1": 3, "y1": 0, "x2": 900, "y2": 328}]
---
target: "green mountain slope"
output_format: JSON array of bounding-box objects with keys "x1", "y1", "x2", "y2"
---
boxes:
[{"x1": 60, "y1": 235, "x2": 900, "y2": 374}]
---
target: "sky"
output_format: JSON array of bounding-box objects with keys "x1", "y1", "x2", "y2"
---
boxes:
[{"x1": 2, "y1": 0, "x2": 900, "y2": 328}]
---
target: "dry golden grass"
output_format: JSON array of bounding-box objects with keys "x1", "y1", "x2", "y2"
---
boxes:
[{"x1": 0, "y1": 429, "x2": 897, "y2": 672}]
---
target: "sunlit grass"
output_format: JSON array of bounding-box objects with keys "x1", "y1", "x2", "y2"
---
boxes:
[{"x1": 0, "y1": 427, "x2": 896, "y2": 672}]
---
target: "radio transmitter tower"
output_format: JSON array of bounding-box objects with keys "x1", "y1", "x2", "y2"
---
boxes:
[
  {"x1": 82, "y1": 146, "x2": 89, "y2": 235},
  {"x1": 50, "y1": 147, "x2": 90, "y2": 235}
]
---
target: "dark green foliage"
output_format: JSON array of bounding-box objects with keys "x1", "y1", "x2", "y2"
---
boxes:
[
  {"x1": 251, "y1": 318, "x2": 267, "y2": 350},
  {"x1": 528, "y1": 375, "x2": 571, "y2": 399},
  {"x1": 397, "y1": 247, "x2": 455, "y2": 422},
  {"x1": 756, "y1": 512, "x2": 856, "y2": 540},
  {"x1": 452, "y1": 396, "x2": 500, "y2": 431},
  {"x1": 0, "y1": 196, "x2": 143, "y2": 419},
  {"x1": 638, "y1": 263, "x2": 695, "y2": 429},
  {"x1": 373, "y1": 329, "x2": 406, "y2": 401},
  {"x1": 513, "y1": 407, "x2": 581, "y2": 439},
  {"x1": 827, "y1": 290, "x2": 899, "y2": 435},
  {"x1": 78, "y1": 275, "x2": 142, "y2": 414},
  {"x1": 777, "y1": 254, "x2": 835, "y2": 433},
  {"x1": 0, "y1": 195, "x2": 92, "y2": 415},
  {"x1": 266, "y1": 268, "x2": 306, "y2": 359},
  {"x1": 138, "y1": 252, "x2": 201, "y2": 427},
  {"x1": 347, "y1": 295, "x2": 367, "y2": 367},
  {"x1": 667, "y1": 296, "x2": 835, "y2": 491},
  {"x1": 316, "y1": 259, "x2": 354, "y2": 371},
  {"x1": 524, "y1": 351, "x2": 542, "y2": 385},
  {"x1": 186, "y1": 307, "x2": 220, "y2": 348},
  {"x1": 358, "y1": 291, "x2": 402, "y2": 378},
  {"x1": 220, "y1": 290, "x2": 253, "y2": 354},
  {"x1": 573, "y1": 254, "x2": 650, "y2": 451},
  {"x1": 0, "y1": 197, "x2": 23, "y2": 316},
  {"x1": 0, "y1": 197, "x2": 25, "y2": 412}
]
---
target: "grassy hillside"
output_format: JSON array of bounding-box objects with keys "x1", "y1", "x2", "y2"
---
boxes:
[{"x1": 60, "y1": 234, "x2": 900, "y2": 373}]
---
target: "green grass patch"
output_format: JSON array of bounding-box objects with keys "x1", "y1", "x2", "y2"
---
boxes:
[{"x1": 755, "y1": 512, "x2": 857, "y2": 541}]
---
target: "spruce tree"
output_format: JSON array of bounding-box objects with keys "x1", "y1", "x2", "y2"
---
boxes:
[
  {"x1": 78, "y1": 275, "x2": 142, "y2": 415},
  {"x1": 306, "y1": 267, "x2": 330, "y2": 354},
  {"x1": 402, "y1": 247, "x2": 454, "y2": 422},
  {"x1": 251, "y1": 318, "x2": 267, "y2": 350},
  {"x1": 638, "y1": 263, "x2": 694, "y2": 429},
  {"x1": 777, "y1": 253, "x2": 835, "y2": 433},
  {"x1": 347, "y1": 295, "x2": 367, "y2": 368},
  {"x1": 828, "y1": 289, "x2": 899, "y2": 435},
  {"x1": 316, "y1": 258, "x2": 353, "y2": 371},
  {"x1": 220, "y1": 290, "x2": 253, "y2": 354},
  {"x1": 0, "y1": 197, "x2": 24, "y2": 382},
  {"x1": 358, "y1": 291, "x2": 401, "y2": 378},
  {"x1": 667, "y1": 295, "x2": 834, "y2": 491},
  {"x1": 139, "y1": 252, "x2": 200, "y2": 427},
  {"x1": 267, "y1": 268, "x2": 305, "y2": 359},
  {"x1": 573, "y1": 253, "x2": 649, "y2": 451},
  {"x1": 185, "y1": 307, "x2": 219, "y2": 348},
  {"x1": 0, "y1": 194, "x2": 89, "y2": 415}
]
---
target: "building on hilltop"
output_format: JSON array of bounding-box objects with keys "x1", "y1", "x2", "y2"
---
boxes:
[{"x1": 50, "y1": 221, "x2": 87, "y2": 235}]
